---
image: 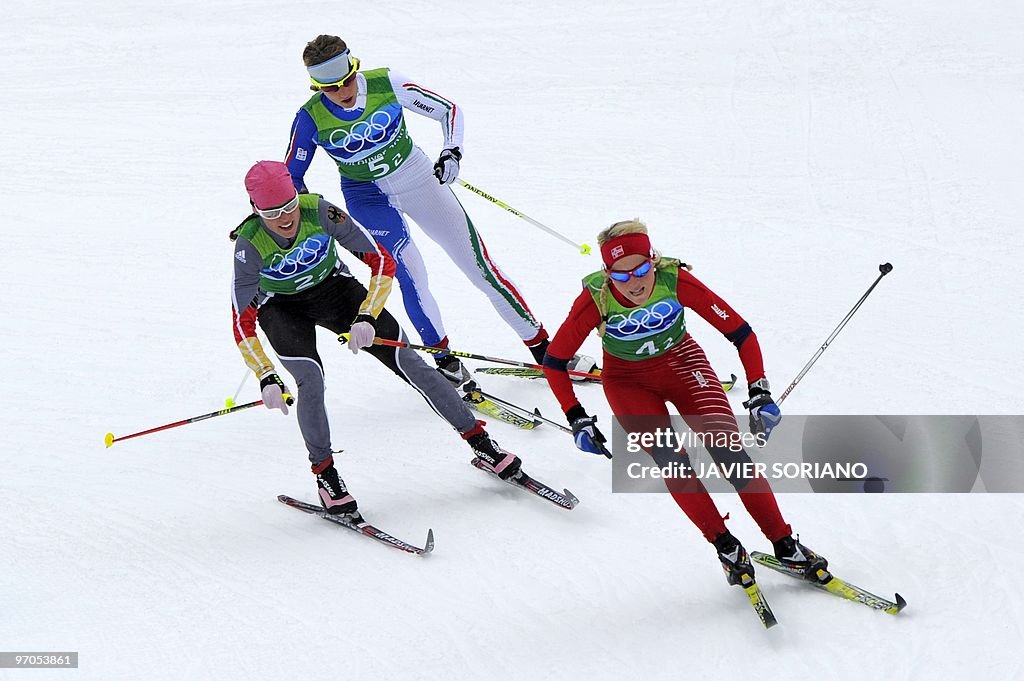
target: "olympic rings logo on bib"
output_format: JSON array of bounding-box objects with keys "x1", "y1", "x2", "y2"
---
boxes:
[
  {"x1": 605, "y1": 299, "x2": 683, "y2": 340},
  {"x1": 264, "y1": 234, "x2": 331, "y2": 280},
  {"x1": 327, "y1": 110, "x2": 394, "y2": 154}
]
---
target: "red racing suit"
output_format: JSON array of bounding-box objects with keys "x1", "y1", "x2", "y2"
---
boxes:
[{"x1": 543, "y1": 264, "x2": 791, "y2": 543}]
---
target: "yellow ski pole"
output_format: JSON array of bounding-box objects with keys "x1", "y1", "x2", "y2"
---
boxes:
[{"x1": 455, "y1": 178, "x2": 592, "y2": 255}]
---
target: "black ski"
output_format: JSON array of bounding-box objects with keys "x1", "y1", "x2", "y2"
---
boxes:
[
  {"x1": 277, "y1": 495, "x2": 434, "y2": 555},
  {"x1": 475, "y1": 367, "x2": 738, "y2": 392},
  {"x1": 751, "y1": 551, "x2": 906, "y2": 614},
  {"x1": 470, "y1": 459, "x2": 580, "y2": 510},
  {"x1": 473, "y1": 366, "x2": 601, "y2": 384}
]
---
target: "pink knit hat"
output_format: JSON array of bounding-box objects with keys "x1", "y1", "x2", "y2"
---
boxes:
[{"x1": 244, "y1": 161, "x2": 297, "y2": 209}]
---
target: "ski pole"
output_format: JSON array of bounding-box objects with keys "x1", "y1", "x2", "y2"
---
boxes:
[
  {"x1": 455, "y1": 179, "x2": 592, "y2": 255},
  {"x1": 103, "y1": 395, "x2": 290, "y2": 448},
  {"x1": 340, "y1": 334, "x2": 599, "y2": 382},
  {"x1": 777, "y1": 263, "x2": 894, "y2": 405},
  {"x1": 225, "y1": 369, "x2": 250, "y2": 408}
]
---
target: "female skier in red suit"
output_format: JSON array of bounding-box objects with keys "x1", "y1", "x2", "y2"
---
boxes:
[{"x1": 542, "y1": 219, "x2": 826, "y2": 588}]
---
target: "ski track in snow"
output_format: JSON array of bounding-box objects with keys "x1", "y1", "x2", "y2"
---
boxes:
[{"x1": 2, "y1": 0, "x2": 1023, "y2": 679}]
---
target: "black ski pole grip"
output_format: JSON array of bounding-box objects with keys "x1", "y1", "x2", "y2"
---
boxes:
[{"x1": 879, "y1": 262, "x2": 893, "y2": 275}]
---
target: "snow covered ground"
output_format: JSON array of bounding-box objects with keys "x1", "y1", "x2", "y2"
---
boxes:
[{"x1": 3, "y1": 1, "x2": 1023, "y2": 679}]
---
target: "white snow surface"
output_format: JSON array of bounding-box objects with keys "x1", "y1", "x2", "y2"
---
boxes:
[{"x1": 3, "y1": 1, "x2": 1024, "y2": 679}]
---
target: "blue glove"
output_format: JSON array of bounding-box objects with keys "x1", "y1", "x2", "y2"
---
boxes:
[
  {"x1": 743, "y1": 378, "x2": 781, "y2": 441},
  {"x1": 567, "y1": 406, "x2": 611, "y2": 457}
]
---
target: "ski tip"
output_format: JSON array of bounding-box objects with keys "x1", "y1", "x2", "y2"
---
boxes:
[
  {"x1": 422, "y1": 528, "x2": 435, "y2": 555},
  {"x1": 104, "y1": 432, "x2": 115, "y2": 448},
  {"x1": 276, "y1": 494, "x2": 291, "y2": 503},
  {"x1": 893, "y1": 593, "x2": 908, "y2": 613}
]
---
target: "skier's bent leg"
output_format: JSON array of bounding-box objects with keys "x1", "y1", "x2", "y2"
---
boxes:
[{"x1": 364, "y1": 308, "x2": 477, "y2": 434}]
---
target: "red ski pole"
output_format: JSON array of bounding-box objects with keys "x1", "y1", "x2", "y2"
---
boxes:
[{"x1": 103, "y1": 397, "x2": 286, "y2": 448}]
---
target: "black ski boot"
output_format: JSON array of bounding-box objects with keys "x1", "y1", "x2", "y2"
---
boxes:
[
  {"x1": 436, "y1": 355, "x2": 475, "y2": 392},
  {"x1": 713, "y1": 531, "x2": 756, "y2": 587},
  {"x1": 314, "y1": 459, "x2": 358, "y2": 516},
  {"x1": 772, "y1": 535, "x2": 829, "y2": 581},
  {"x1": 463, "y1": 424, "x2": 522, "y2": 481}
]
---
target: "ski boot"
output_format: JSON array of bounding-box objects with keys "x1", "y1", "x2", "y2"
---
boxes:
[
  {"x1": 713, "y1": 531, "x2": 756, "y2": 587},
  {"x1": 313, "y1": 458, "x2": 358, "y2": 516},
  {"x1": 772, "y1": 534, "x2": 829, "y2": 582},
  {"x1": 567, "y1": 354, "x2": 599, "y2": 382},
  {"x1": 463, "y1": 422, "x2": 522, "y2": 481},
  {"x1": 436, "y1": 354, "x2": 476, "y2": 393},
  {"x1": 527, "y1": 337, "x2": 599, "y2": 381}
]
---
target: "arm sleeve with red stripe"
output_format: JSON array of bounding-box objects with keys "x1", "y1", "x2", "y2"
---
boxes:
[
  {"x1": 542, "y1": 287, "x2": 603, "y2": 415},
  {"x1": 675, "y1": 268, "x2": 766, "y2": 386},
  {"x1": 388, "y1": 69, "x2": 465, "y2": 151}
]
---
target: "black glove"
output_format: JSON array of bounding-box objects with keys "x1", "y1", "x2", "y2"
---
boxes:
[
  {"x1": 433, "y1": 146, "x2": 462, "y2": 184},
  {"x1": 566, "y1": 405, "x2": 611, "y2": 458},
  {"x1": 260, "y1": 373, "x2": 295, "y2": 411},
  {"x1": 742, "y1": 378, "x2": 781, "y2": 440}
]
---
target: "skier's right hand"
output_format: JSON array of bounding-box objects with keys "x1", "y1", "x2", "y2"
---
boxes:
[
  {"x1": 567, "y1": 405, "x2": 611, "y2": 457},
  {"x1": 260, "y1": 373, "x2": 294, "y2": 414}
]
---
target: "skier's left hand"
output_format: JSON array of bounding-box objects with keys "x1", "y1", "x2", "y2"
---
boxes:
[
  {"x1": 567, "y1": 405, "x2": 611, "y2": 458},
  {"x1": 743, "y1": 378, "x2": 781, "y2": 441},
  {"x1": 347, "y1": 315, "x2": 376, "y2": 354},
  {"x1": 260, "y1": 373, "x2": 294, "y2": 414},
  {"x1": 433, "y1": 146, "x2": 461, "y2": 185}
]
